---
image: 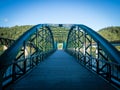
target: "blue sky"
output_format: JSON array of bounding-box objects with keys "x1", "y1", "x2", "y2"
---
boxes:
[{"x1": 0, "y1": 0, "x2": 120, "y2": 31}]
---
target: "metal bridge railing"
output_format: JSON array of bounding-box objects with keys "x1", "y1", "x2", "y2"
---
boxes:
[
  {"x1": 0, "y1": 24, "x2": 56, "y2": 89},
  {"x1": 65, "y1": 24, "x2": 120, "y2": 87}
]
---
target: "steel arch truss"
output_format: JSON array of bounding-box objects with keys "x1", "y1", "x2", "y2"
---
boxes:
[
  {"x1": 0, "y1": 25, "x2": 55, "y2": 88},
  {"x1": 66, "y1": 25, "x2": 120, "y2": 87}
]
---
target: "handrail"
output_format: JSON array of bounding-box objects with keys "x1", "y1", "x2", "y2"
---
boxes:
[{"x1": 67, "y1": 24, "x2": 120, "y2": 64}]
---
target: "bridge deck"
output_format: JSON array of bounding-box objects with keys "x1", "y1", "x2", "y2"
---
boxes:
[{"x1": 6, "y1": 50, "x2": 117, "y2": 90}]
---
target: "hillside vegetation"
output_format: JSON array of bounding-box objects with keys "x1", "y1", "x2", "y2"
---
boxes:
[
  {"x1": 0, "y1": 25, "x2": 33, "y2": 40},
  {"x1": 0, "y1": 24, "x2": 70, "y2": 42},
  {"x1": 0, "y1": 25, "x2": 120, "y2": 42},
  {"x1": 98, "y1": 26, "x2": 120, "y2": 51},
  {"x1": 98, "y1": 26, "x2": 120, "y2": 41}
]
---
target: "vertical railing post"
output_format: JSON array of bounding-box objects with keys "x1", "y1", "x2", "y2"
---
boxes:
[
  {"x1": 89, "y1": 36, "x2": 92, "y2": 69},
  {"x1": 75, "y1": 29, "x2": 77, "y2": 58},
  {"x1": 36, "y1": 28, "x2": 39, "y2": 65},
  {"x1": 29, "y1": 37, "x2": 33, "y2": 69},
  {"x1": 77, "y1": 30, "x2": 80, "y2": 61},
  {"x1": 77, "y1": 30, "x2": 79, "y2": 61},
  {"x1": 45, "y1": 28, "x2": 47, "y2": 53},
  {"x1": 96, "y1": 43, "x2": 100, "y2": 74},
  {"x1": 23, "y1": 41, "x2": 26, "y2": 74},
  {"x1": 96, "y1": 59, "x2": 99, "y2": 74},
  {"x1": 107, "y1": 63, "x2": 111, "y2": 82},
  {"x1": 83, "y1": 31, "x2": 86, "y2": 65},
  {"x1": 12, "y1": 62, "x2": 16, "y2": 82}
]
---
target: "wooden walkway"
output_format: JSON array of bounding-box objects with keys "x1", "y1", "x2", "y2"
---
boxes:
[{"x1": 6, "y1": 50, "x2": 117, "y2": 90}]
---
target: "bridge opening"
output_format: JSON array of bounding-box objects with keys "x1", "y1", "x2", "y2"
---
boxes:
[{"x1": 57, "y1": 43, "x2": 63, "y2": 50}]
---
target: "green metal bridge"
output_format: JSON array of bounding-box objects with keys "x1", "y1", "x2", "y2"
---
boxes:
[{"x1": 0, "y1": 24, "x2": 120, "y2": 90}]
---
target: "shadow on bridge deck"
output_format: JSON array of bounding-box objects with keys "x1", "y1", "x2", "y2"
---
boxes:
[{"x1": 6, "y1": 50, "x2": 117, "y2": 90}]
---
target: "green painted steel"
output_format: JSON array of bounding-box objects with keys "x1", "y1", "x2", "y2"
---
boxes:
[
  {"x1": 65, "y1": 24, "x2": 120, "y2": 87},
  {"x1": 0, "y1": 24, "x2": 56, "y2": 89},
  {"x1": 0, "y1": 24, "x2": 120, "y2": 89}
]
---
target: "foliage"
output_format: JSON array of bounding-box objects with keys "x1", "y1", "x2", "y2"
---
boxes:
[
  {"x1": 0, "y1": 25, "x2": 120, "y2": 50},
  {"x1": 0, "y1": 25, "x2": 33, "y2": 40},
  {"x1": 98, "y1": 26, "x2": 120, "y2": 51},
  {"x1": 98, "y1": 26, "x2": 120, "y2": 41},
  {"x1": 0, "y1": 25, "x2": 70, "y2": 43}
]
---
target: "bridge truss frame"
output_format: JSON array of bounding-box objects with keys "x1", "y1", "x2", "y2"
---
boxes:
[
  {"x1": 66, "y1": 24, "x2": 120, "y2": 87},
  {"x1": 0, "y1": 24, "x2": 56, "y2": 89}
]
